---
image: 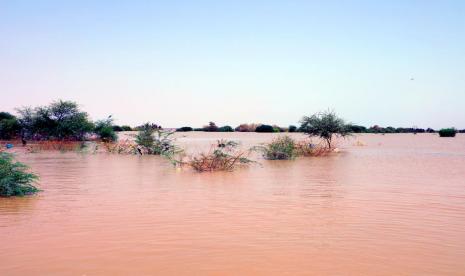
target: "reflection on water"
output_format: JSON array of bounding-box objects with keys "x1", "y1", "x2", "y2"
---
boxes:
[{"x1": 1, "y1": 133, "x2": 465, "y2": 275}]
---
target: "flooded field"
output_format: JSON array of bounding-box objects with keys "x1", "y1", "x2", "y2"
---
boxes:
[{"x1": 1, "y1": 133, "x2": 465, "y2": 275}]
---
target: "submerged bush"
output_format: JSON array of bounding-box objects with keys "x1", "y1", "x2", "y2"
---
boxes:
[
  {"x1": 255, "y1": 124, "x2": 274, "y2": 133},
  {"x1": 0, "y1": 152, "x2": 39, "y2": 197},
  {"x1": 135, "y1": 123, "x2": 182, "y2": 159},
  {"x1": 295, "y1": 140, "x2": 332, "y2": 157},
  {"x1": 179, "y1": 140, "x2": 254, "y2": 172},
  {"x1": 288, "y1": 125, "x2": 297, "y2": 133},
  {"x1": 26, "y1": 141, "x2": 86, "y2": 153},
  {"x1": 438, "y1": 128, "x2": 457, "y2": 137},
  {"x1": 255, "y1": 136, "x2": 297, "y2": 160},
  {"x1": 94, "y1": 117, "x2": 117, "y2": 142},
  {"x1": 121, "y1": 125, "x2": 132, "y2": 131}
]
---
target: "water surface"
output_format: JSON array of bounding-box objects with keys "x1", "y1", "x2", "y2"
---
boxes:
[{"x1": 1, "y1": 133, "x2": 465, "y2": 275}]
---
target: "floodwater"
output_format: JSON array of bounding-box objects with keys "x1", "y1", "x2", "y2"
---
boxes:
[{"x1": 1, "y1": 133, "x2": 465, "y2": 275}]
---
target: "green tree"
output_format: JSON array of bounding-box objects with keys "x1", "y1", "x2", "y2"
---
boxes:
[
  {"x1": 135, "y1": 123, "x2": 155, "y2": 151},
  {"x1": 94, "y1": 116, "x2": 117, "y2": 142},
  {"x1": 16, "y1": 100, "x2": 93, "y2": 140},
  {"x1": 0, "y1": 152, "x2": 39, "y2": 197},
  {"x1": 0, "y1": 112, "x2": 20, "y2": 139},
  {"x1": 299, "y1": 111, "x2": 350, "y2": 149}
]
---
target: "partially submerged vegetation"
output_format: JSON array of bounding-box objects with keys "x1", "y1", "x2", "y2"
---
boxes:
[
  {"x1": 178, "y1": 140, "x2": 254, "y2": 172},
  {"x1": 135, "y1": 123, "x2": 182, "y2": 160},
  {"x1": 0, "y1": 100, "x2": 131, "y2": 143},
  {"x1": 26, "y1": 141, "x2": 87, "y2": 153},
  {"x1": 0, "y1": 152, "x2": 39, "y2": 197},
  {"x1": 255, "y1": 136, "x2": 297, "y2": 160},
  {"x1": 300, "y1": 110, "x2": 350, "y2": 149},
  {"x1": 95, "y1": 117, "x2": 117, "y2": 142}
]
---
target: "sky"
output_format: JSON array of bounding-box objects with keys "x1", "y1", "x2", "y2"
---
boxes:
[{"x1": 0, "y1": 0, "x2": 464, "y2": 128}]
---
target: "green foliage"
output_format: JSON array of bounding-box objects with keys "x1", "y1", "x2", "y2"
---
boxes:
[
  {"x1": 16, "y1": 100, "x2": 94, "y2": 140},
  {"x1": 112, "y1": 125, "x2": 123, "y2": 132},
  {"x1": 218, "y1": 125, "x2": 234, "y2": 132},
  {"x1": 256, "y1": 136, "x2": 297, "y2": 160},
  {"x1": 300, "y1": 111, "x2": 350, "y2": 148},
  {"x1": 135, "y1": 123, "x2": 155, "y2": 148},
  {"x1": 121, "y1": 125, "x2": 132, "y2": 131},
  {"x1": 438, "y1": 128, "x2": 457, "y2": 137},
  {"x1": 347, "y1": 124, "x2": 367, "y2": 133},
  {"x1": 255, "y1": 124, "x2": 274, "y2": 133},
  {"x1": 0, "y1": 112, "x2": 20, "y2": 139},
  {"x1": 0, "y1": 153, "x2": 39, "y2": 197},
  {"x1": 176, "y1": 126, "x2": 193, "y2": 132},
  {"x1": 95, "y1": 117, "x2": 117, "y2": 142},
  {"x1": 135, "y1": 123, "x2": 182, "y2": 159},
  {"x1": 288, "y1": 125, "x2": 297, "y2": 132}
]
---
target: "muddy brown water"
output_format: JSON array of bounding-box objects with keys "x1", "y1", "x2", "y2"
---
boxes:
[{"x1": 1, "y1": 133, "x2": 465, "y2": 275}]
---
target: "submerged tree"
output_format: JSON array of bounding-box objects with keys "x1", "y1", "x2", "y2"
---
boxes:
[
  {"x1": 135, "y1": 123, "x2": 181, "y2": 159},
  {"x1": 16, "y1": 100, "x2": 94, "y2": 140},
  {"x1": 94, "y1": 116, "x2": 117, "y2": 142},
  {"x1": 0, "y1": 153, "x2": 39, "y2": 197},
  {"x1": 299, "y1": 111, "x2": 350, "y2": 149}
]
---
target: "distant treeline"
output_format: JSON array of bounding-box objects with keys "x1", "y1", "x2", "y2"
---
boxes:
[
  {"x1": 1, "y1": 100, "x2": 463, "y2": 141},
  {"x1": 176, "y1": 122, "x2": 464, "y2": 134}
]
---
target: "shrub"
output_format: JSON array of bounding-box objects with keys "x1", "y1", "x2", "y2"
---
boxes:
[
  {"x1": 288, "y1": 125, "x2": 297, "y2": 133},
  {"x1": 0, "y1": 112, "x2": 20, "y2": 140},
  {"x1": 218, "y1": 125, "x2": 234, "y2": 132},
  {"x1": 179, "y1": 140, "x2": 254, "y2": 172},
  {"x1": 300, "y1": 111, "x2": 350, "y2": 149},
  {"x1": 347, "y1": 124, "x2": 367, "y2": 133},
  {"x1": 95, "y1": 117, "x2": 117, "y2": 142},
  {"x1": 255, "y1": 124, "x2": 274, "y2": 133},
  {"x1": 112, "y1": 125, "x2": 123, "y2": 132},
  {"x1": 134, "y1": 123, "x2": 161, "y2": 131},
  {"x1": 135, "y1": 123, "x2": 182, "y2": 159},
  {"x1": 26, "y1": 141, "x2": 86, "y2": 153},
  {"x1": 16, "y1": 100, "x2": 94, "y2": 141},
  {"x1": 193, "y1": 128, "x2": 205, "y2": 131},
  {"x1": 255, "y1": 136, "x2": 297, "y2": 160},
  {"x1": 235, "y1": 123, "x2": 259, "y2": 132},
  {"x1": 135, "y1": 123, "x2": 155, "y2": 149},
  {"x1": 426, "y1": 128, "x2": 435, "y2": 133},
  {"x1": 295, "y1": 140, "x2": 332, "y2": 156},
  {"x1": 176, "y1": 126, "x2": 193, "y2": 132},
  {"x1": 0, "y1": 152, "x2": 39, "y2": 197},
  {"x1": 203, "y1": 122, "x2": 218, "y2": 132},
  {"x1": 103, "y1": 139, "x2": 139, "y2": 154},
  {"x1": 272, "y1": 126, "x2": 283, "y2": 132},
  {"x1": 121, "y1": 125, "x2": 132, "y2": 131},
  {"x1": 438, "y1": 128, "x2": 457, "y2": 137}
]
